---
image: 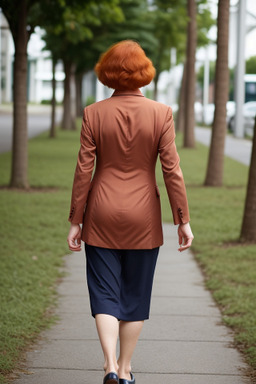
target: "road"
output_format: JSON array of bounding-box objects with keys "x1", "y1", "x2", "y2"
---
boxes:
[
  {"x1": 195, "y1": 127, "x2": 252, "y2": 166},
  {"x1": 0, "y1": 106, "x2": 62, "y2": 154}
]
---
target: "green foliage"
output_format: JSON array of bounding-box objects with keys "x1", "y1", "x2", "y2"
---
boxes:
[
  {"x1": 197, "y1": 0, "x2": 215, "y2": 47},
  {"x1": 86, "y1": 96, "x2": 96, "y2": 106},
  {"x1": 246, "y1": 56, "x2": 256, "y2": 74},
  {"x1": 71, "y1": 0, "x2": 159, "y2": 76},
  {"x1": 92, "y1": 0, "x2": 158, "y2": 62},
  {"x1": 156, "y1": 134, "x2": 256, "y2": 373},
  {"x1": 150, "y1": 0, "x2": 187, "y2": 78},
  {"x1": 150, "y1": 0, "x2": 214, "y2": 88},
  {"x1": 42, "y1": 0, "x2": 124, "y2": 65},
  {"x1": 0, "y1": 0, "x2": 42, "y2": 42}
]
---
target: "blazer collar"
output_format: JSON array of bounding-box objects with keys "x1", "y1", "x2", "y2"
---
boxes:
[{"x1": 112, "y1": 89, "x2": 144, "y2": 97}]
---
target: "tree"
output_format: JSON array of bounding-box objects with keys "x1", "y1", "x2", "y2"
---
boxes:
[
  {"x1": 151, "y1": 0, "x2": 187, "y2": 100},
  {"x1": 42, "y1": 0, "x2": 123, "y2": 131},
  {"x1": 0, "y1": 0, "x2": 40, "y2": 188},
  {"x1": 73, "y1": 41, "x2": 109, "y2": 117},
  {"x1": 204, "y1": 0, "x2": 230, "y2": 186},
  {"x1": 1, "y1": 0, "x2": 124, "y2": 187},
  {"x1": 94, "y1": 0, "x2": 158, "y2": 64},
  {"x1": 176, "y1": 0, "x2": 213, "y2": 134},
  {"x1": 240, "y1": 116, "x2": 256, "y2": 242},
  {"x1": 49, "y1": 58, "x2": 57, "y2": 138},
  {"x1": 175, "y1": 61, "x2": 187, "y2": 132},
  {"x1": 183, "y1": 0, "x2": 197, "y2": 148}
]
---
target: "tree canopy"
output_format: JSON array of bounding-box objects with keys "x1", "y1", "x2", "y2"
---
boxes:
[{"x1": 246, "y1": 56, "x2": 256, "y2": 74}]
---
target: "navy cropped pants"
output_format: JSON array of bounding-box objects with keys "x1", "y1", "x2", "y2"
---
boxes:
[{"x1": 85, "y1": 244, "x2": 159, "y2": 321}]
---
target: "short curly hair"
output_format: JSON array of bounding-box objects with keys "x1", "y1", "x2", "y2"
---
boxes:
[{"x1": 94, "y1": 40, "x2": 155, "y2": 90}]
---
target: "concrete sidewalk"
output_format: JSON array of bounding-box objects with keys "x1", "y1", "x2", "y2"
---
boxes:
[
  {"x1": 0, "y1": 105, "x2": 62, "y2": 154},
  {"x1": 195, "y1": 126, "x2": 252, "y2": 166},
  {"x1": 14, "y1": 224, "x2": 251, "y2": 384}
]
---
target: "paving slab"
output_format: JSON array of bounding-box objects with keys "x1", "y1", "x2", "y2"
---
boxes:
[
  {"x1": 21, "y1": 340, "x2": 102, "y2": 370},
  {"x1": 150, "y1": 296, "x2": 220, "y2": 317},
  {"x1": 40, "y1": 314, "x2": 97, "y2": 340},
  {"x1": 56, "y1": 295, "x2": 90, "y2": 314},
  {"x1": 13, "y1": 223, "x2": 251, "y2": 384},
  {"x1": 141, "y1": 315, "x2": 233, "y2": 342},
  {"x1": 13, "y1": 369, "x2": 251, "y2": 384},
  {"x1": 133, "y1": 340, "x2": 248, "y2": 375},
  {"x1": 151, "y1": 280, "x2": 212, "y2": 298},
  {"x1": 40, "y1": 312, "x2": 230, "y2": 342},
  {"x1": 12, "y1": 369, "x2": 100, "y2": 384},
  {"x1": 18, "y1": 338, "x2": 247, "y2": 376}
]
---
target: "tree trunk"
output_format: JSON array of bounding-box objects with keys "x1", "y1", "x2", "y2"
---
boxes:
[
  {"x1": 61, "y1": 60, "x2": 76, "y2": 130},
  {"x1": 10, "y1": 0, "x2": 29, "y2": 188},
  {"x1": 75, "y1": 72, "x2": 83, "y2": 118},
  {"x1": 240, "y1": 116, "x2": 256, "y2": 242},
  {"x1": 183, "y1": 0, "x2": 197, "y2": 148},
  {"x1": 176, "y1": 62, "x2": 187, "y2": 133},
  {"x1": 153, "y1": 72, "x2": 159, "y2": 101},
  {"x1": 49, "y1": 58, "x2": 57, "y2": 138},
  {"x1": 204, "y1": 0, "x2": 230, "y2": 186}
]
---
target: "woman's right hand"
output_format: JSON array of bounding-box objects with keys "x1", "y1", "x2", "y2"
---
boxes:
[
  {"x1": 177, "y1": 222, "x2": 194, "y2": 252},
  {"x1": 67, "y1": 223, "x2": 82, "y2": 252}
]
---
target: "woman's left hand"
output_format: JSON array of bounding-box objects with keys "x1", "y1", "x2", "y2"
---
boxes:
[{"x1": 67, "y1": 224, "x2": 82, "y2": 252}]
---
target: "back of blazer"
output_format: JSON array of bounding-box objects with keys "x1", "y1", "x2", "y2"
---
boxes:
[{"x1": 68, "y1": 89, "x2": 190, "y2": 249}]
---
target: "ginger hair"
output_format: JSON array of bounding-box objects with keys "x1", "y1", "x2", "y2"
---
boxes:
[{"x1": 94, "y1": 40, "x2": 155, "y2": 90}]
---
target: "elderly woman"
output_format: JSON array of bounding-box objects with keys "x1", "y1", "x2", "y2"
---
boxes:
[{"x1": 67, "y1": 40, "x2": 193, "y2": 384}]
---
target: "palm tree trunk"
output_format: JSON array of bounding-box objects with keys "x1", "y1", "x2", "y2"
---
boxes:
[
  {"x1": 61, "y1": 60, "x2": 76, "y2": 130},
  {"x1": 75, "y1": 72, "x2": 83, "y2": 118},
  {"x1": 183, "y1": 0, "x2": 196, "y2": 148},
  {"x1": 204, "y1": 0, "x2": 230, "y2": 186},
  {"x1": 176, "y1": 62, "x2": 187, "y2": 133},
  {"x1": 10, "y1": 0, "x2": 29, "y2": 188},
  {"x1": 240, "y1": 116, "x2": 256, "y2": 242},
  {"x1": 49, "y1": 58, "x2": 57, "y2": 138}
]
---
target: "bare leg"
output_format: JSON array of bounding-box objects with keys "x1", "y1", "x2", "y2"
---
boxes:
[
  {"x1": 118, "y1": 320, "x2": 144, "y2": 380},
  {"x1": 95, "y1": 314, "x2": 119, "y2": 375}
]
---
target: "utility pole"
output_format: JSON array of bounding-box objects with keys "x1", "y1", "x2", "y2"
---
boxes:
[{"x1": 234, "y1": 0, "x2": 246, "y2": 138}]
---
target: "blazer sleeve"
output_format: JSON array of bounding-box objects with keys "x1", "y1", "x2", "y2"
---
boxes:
[
  {"x1": 68, "y1": 109, "x2": 96, "y2": 224},
  {"x1": 158, "y1": 107, "x2": 190, "y2": 225}
]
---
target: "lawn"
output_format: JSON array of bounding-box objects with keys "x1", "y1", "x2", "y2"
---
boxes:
[
  {"x1": 0, "y1": 125, "x2": 255, "y2": 382},
  {"x1": 0, "y1": 128, "x2": 81, "y2": 383}
]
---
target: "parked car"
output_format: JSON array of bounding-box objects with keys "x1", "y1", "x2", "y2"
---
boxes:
[
  {"x1": 228, "y1": 101, "x2": 256, "y2": 136},
  {"x1": 195, "y1": 101, "x2": 236, "y2": 126}
]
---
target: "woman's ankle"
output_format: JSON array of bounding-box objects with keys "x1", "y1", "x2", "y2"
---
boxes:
[
  {"x1": 104, "y1": 362, "x2": 119, "y2": 375},
  {"x1": 118, "y1": 362, "x2": 132, "y2": 379}
]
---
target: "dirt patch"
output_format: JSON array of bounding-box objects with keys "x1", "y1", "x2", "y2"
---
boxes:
[{"x1": 0, "y1": 186, "x2": 61, "y2": 193}]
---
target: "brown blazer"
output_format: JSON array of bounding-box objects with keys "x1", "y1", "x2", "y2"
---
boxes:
[{"x1": 68, "y1": 89, "x2": 190, "y2": 249}]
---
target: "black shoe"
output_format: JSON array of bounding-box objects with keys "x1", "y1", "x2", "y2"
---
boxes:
[
  {"x1": 103, "y1": 372, "x2": 119, "y2": 384},
  {"x1": 119, "y1": 372, "x2": 135, "y2": 384}
]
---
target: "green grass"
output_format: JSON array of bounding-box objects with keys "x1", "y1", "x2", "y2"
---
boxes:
[
  {"x1": 156, "y1": 135, "x2": 256, "y2": 378},
  {"x1": 0, "y1": 126, "x2": 256, "y2": 381},
  {"x1": 0, "y1": 127, "x2": 81, "y2": 382}
]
